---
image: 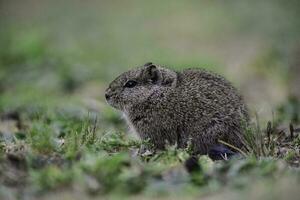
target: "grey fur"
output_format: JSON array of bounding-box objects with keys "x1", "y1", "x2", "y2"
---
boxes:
[{"x1": 105, "y1": 63, "x2": 249, "y2": 154}]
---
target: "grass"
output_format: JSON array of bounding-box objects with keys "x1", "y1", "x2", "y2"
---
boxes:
[{"x1": 0, "y1": 103, "x2": 300, "y2": 199}]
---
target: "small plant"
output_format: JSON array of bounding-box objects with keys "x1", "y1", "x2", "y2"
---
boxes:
[
  {"x1": 30, "y1": 165, "x2": 74, "y2": 192},
  {"x1": 237, "y1": 113, "x2": 300, "y2": 163},
  {"x1": 98, "y1": 131, "x2": 141, "y2": 153},
  {"x1": 80, "y1": 152, "x2": 131, "y2": 193},
  {"x1": 27, "y1": 122, "x2": 57, "y2": 154},
  {"x1": 147, "y1": 144, "x2": 190, "y2": 165}
]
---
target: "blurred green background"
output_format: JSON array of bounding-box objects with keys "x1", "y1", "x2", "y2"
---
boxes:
[
  {"x1": 1, "y1": 1, "x2": 300, "y2": 199},
  {"x1": 1, "y1": 0, "x2": 300, "y2": 123}
]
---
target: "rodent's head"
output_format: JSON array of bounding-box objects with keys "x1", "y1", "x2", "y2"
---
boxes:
[{"x1": 105, "y1": 62, "x2": 177, "y2": 111}]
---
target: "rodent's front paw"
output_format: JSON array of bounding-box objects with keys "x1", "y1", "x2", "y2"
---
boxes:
[{"x1": 139, "y1": 145, "x2": 154, "y2": 157}]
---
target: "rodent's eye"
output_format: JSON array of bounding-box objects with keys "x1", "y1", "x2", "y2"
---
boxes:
[{"x1": 124, "y1": 80, "x2": 137, "y2": 88}]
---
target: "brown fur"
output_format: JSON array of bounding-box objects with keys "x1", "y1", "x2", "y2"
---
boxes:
[{"x1": 105, "y1": 63, "x2": 249, "y2": 154}]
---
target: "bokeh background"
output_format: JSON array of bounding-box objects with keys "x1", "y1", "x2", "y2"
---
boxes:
[
  {"x1": 1, "y1": 0, "x2": 300, "y2": 126},
  {"x1": 1, "y1": 1, "x2": 300, "y2": 199}
]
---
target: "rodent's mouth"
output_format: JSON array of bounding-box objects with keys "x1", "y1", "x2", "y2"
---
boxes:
[
  {"x1": 105, "y1": 97, "x2": 115, "y2": 106},
  {"x1": 105, "y1": 89, "x2": 117, "y2": 107},
  {"x1": 105, "y1": 96, "x2": 123, "y2": 110}
]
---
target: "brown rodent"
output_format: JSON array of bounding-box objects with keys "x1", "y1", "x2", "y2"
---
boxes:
[{"x1": 105, "y1": 62, "x2": 249, "y2": 154}]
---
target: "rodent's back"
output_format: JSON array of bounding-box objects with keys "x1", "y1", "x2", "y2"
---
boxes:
[
  {"x1": 167, "y1": 69, "x2": 248, "y2": 153},
  {"x1": 175, "y1": 69, "x2": 248, "y2": 122}
]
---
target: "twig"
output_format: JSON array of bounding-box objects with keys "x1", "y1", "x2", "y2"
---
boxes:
[
  {"x1": 218, "y1": 139, "x2": 247, "y2": 157},
  {"x1": 266, "y1": 121, "x2": 272, "y2": 145},
  {"x1": 290, "y1": 123, "x2": 294, "y2": 140}
]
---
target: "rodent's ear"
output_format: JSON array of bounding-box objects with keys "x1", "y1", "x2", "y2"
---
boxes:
[
  {"x1": 143, "y1": 64, "x2": 161, "y2": 84},
  {"x1": 144, "y1": 62, "x2": 153, "y2": 67}
]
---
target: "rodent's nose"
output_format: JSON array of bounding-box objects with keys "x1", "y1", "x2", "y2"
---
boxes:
[
  {"x1": 105, "y1": 93, "x2": 111, "y2": 100},
  {"x1": 105, "y1": 88, "x2": 113, "y2": 100}
]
